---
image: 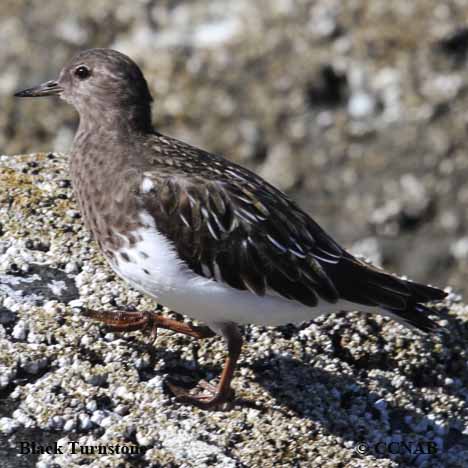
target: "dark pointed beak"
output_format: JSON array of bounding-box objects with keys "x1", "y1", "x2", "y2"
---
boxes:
[{"x1": 14, "y1": 80, "x2": 63, "y2": 98}]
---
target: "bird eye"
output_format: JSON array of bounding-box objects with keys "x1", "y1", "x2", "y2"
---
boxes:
[{"x1": 74, "y1": 66, "x2": 91, "y2": 80}]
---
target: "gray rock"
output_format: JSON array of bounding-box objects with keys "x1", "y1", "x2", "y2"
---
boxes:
[{"x1": 348, "y1": 91, "x2": 376, "y2": 119}]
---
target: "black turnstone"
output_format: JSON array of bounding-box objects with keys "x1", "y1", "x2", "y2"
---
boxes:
[{"x1": 15, "y1": 48, "x2": 447, "y2": 409}]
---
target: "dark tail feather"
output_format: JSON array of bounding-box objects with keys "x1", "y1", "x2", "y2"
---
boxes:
[
  {"x1": 405, "y1": 281, "x2": 447, "y2": 304},
  {"x1": 384, "y1": 279, "x2": 447, "y2": 333},
  {"x1": 385, "y1": 302, "x2": 441, "y2": 333},
  {"x1": 331, "y1": 256, "x2": 447, "y2": 333}
]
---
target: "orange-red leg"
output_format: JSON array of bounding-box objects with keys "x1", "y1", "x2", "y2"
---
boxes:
[
  {"x1": 82, "y1": 309, "x2": 215, "y2": 340},
  {"x1": 82, "y1": 309, "x2": 241, "y2": 409},
  {"x1": 166, "y1": 323, "x2": 242, "y2": 409}
]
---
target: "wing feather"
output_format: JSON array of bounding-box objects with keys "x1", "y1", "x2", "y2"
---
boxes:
[
  {"x1": 140, "y1": 166, "x2": 341, "y2": 306},
  {"x1": 137, "y1": 134, "x2": 447, "y2": 317}
]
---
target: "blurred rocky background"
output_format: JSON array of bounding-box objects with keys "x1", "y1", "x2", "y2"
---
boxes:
[{"x1": 2, "y1": 0, "x2": 468, "y2": 295}]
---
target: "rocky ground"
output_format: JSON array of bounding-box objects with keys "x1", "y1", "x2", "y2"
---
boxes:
[{"x1": 1, "y1": 154, "x2": 467, "y2": 467}]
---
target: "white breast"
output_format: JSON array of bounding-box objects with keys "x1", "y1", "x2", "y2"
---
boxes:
[{"x1": 108, "y1": 212, "x2": 374, "y2": 329}]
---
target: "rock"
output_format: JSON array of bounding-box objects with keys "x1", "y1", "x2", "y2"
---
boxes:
[
  {"x1": 0, "y1": 307, "x2": 16, "y2": 325},
  {"x1": 0, "y1": 417, "x2": 20, "y2": 435},
  {"x1": 347, "y1": 92, "x2": 376, "y2": 119},
  {"x1": 259, "y1": 142, "x2": 299, "y2": 191}
]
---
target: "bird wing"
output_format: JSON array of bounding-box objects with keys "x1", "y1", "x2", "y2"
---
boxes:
[
  {"x1": 139, "y1": 141, "x2": 343, "y2": 307},
  {"x1": 139, "y1": 134, "x2": 446, "y2": 313}
]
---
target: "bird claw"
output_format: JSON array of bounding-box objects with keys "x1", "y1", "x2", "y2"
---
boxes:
[
  {"x1": 145, "y1": 319, "x2": 159, "y2": 342},
  {"x1": 166, "y1": 379, "x2": 234, "y2": 409}
]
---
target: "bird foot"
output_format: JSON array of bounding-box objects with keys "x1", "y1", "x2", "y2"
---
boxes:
[
  {"x1": 82, "y1": 309, "x2": 158, "y2": 341},
  {"x1": 82, "y1": 309, "x2": 215, "y2": 342},
  {"x1": 166, "y1": 379, "x2": 235, "y2": 409}
]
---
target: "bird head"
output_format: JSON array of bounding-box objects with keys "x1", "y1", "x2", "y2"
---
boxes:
[{"x1": 15, "y1": 48, "x2": 154, "y2": 131}]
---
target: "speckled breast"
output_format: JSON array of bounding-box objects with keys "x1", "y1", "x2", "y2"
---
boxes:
[{"x1": 69, "y1": 146, "x2": 144, "y2": 264}]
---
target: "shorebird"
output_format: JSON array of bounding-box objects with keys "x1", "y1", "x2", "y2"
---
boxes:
[{"x1": 15, "y1": 48, "x2": 446, "y2": 409}]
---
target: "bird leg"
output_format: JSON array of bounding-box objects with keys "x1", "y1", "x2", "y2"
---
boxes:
[
  {"x1": 82, "y1": 309, "x2": 242, "y2": 409},
  {"x1": 82, "y1": 309, "x2": 215, "y2": 341},
  {"x1": 166, "y1": 322, "x2": 242, "y2": 409}
]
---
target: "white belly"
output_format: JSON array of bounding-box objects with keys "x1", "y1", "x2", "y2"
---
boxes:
[{"x1": 108, "y1": 212, "x2": 371, "y2": 328}]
